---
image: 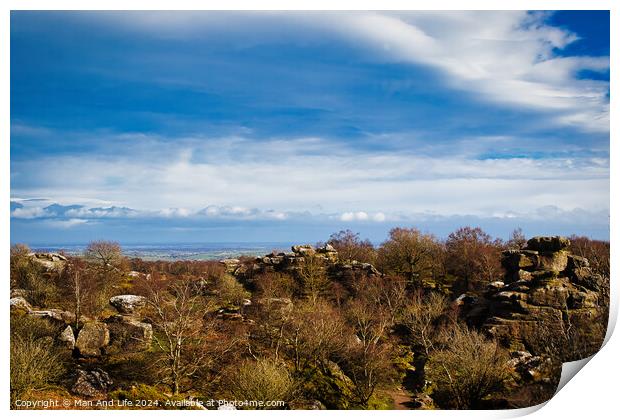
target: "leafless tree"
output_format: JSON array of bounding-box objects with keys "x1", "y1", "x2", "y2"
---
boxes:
[
  {"x1": 296, "y1": 254, "x2": 330, "y2": 303},
  {"x1": 328, "y1": 230, "x2": 376, "y2": 264},
  {"x1": 401, "y1": 291, "x2": 451, "y2": 390},
  {"x1": 445, "y1": 227, "x2": 503, "y2": 293},
  {"x1": 146, "y1": 278, "x2": 214, "y2": 394}
]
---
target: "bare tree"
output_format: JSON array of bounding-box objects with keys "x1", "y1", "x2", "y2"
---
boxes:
[
  {"x1": 284, "y1": 299, "x2": 348, "y2": 371},
  {"x1": 506, "y1": 227, "x2": 527, "y2": 249},
  {"x1": 63, "y1": 257, "x2": 90, "y2": 329},
  {"x1": 341, "y1": 296, "x2": 394, "y2": 407},
  {"x1": 146, "y1": 278, "x2": 214, "y2": 394},
  {"x1": 84, "y1": 240, "x2": 123, "y2": 273},
  {"x1": 401, "y1": 291, "x2": 450, "y2": 390},
  {"x1": 226, "y1": 358, "x2": 295, "y2": 408},
  {"x1": 445, "y1": 227, "x2": 503, "y2": 293},
  {"x1": 296, "y1": 254, "x2": 330, "y2": 303},
  {"x1": 328, "y1": 230, "x2": 376, "y2": 264}
]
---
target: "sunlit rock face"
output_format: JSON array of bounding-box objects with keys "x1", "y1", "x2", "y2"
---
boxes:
[{"x1": 482, "y1": 236, "x2": 607, "y2": 362}]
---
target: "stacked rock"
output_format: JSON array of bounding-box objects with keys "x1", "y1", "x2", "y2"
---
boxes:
[
  {"x1": 483, "y1": 236, "x2": 606, "y2": 361},
  {"x1": 104, "y1": 295, "x2": 153, "y2": 354}
]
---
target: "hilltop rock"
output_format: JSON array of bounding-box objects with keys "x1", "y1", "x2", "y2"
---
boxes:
[
  {"x1": 109, "y1": 295, "x2": 147, "y2": 314},
  {"x1": 28, "y1": 252, "x2": 67, "y2": 271},
  {"x1": 75, "y1": 321, "x2": 110, "y2": 357},
  {"x1": 229, "y1": 244, "x2": 381, "y2": 284},
  {"x1": 482, "y1": 236, "x2": 606, "y2": 361},
  {"x1": 525, "y1": 236, "x2": 570, "y2": 253}
]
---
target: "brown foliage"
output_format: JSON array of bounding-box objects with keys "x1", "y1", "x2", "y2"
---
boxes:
[
  {"x1": 328, "y1": 230, "x2": 377, "y2": 264},
  {"x1": 427, "y1": 324, "x2": 511, "y2": 409},
  {"x1": 445, "y1": 227, "x2": 503, "y2": 294},
  {"x1": 377, "y1": 228, "x2": 444, "y2": 289}
]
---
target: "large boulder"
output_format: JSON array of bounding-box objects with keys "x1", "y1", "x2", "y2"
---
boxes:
[
  {"x1": 75, "y1": 321, "x2": 110, "y2": 357},
  {"x1": 105, "y1": 315, "x2": 153, "y2": 353},
  {"x1": 10, "y1": 297, "x2": 32, "y2": 313},
  {"x1": 71, "y1": 368, "x2": 113, "y2": 397},
  {"x1": 109, "y1": 295, "x2": 147, "y2": 314}
]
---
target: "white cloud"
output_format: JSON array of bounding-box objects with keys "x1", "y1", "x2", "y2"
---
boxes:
[
  {"x1": 324, "y1": 11, "x2": 608, "y2": 132},
  {"x1": 45, "y1": 218, "x2": 91, "y2": 229},
  {"x1": 89, "y1": 11, "x2": 609, "y2": 133},
  {"x1": 10, "y1": 134, "x2": 609, "y2": 220}
]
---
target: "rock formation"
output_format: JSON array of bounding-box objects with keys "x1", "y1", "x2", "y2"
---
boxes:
[
  {"x1": 75, "y1": 321, "x2": 110, "y2": 357},
  {"x1": 482, "y1": 236, "x2": 606, "y2": 361},
  {"x1": 27, "y1": 252, "x2": 67, "y2": 271},
  {"x1": 224, "y1": 244, "x2": 381, "y2": 282},
  {"x1": 109, "y1": 294, "x2": 147, "y2": 314},
  {"x1": 105, "y1": 295, "x2": 153, "y2": 353}
]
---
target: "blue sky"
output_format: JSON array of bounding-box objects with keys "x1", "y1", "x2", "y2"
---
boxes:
[{"x1": 10, "y1": 11, "x2": 610, "y2": 244}]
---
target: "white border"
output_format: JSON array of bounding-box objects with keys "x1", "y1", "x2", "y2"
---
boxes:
[{"x1": 2, "y1": 1, "x2": 616, "y2": 419}]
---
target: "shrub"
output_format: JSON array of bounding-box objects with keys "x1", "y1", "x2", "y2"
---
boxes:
[
  {"x1": 427, "y1": 324, "x2": 510, "y2": 409},
  {"x1": 10, "y1": 335, "x2": 65, "y2": 407},
  {"x1": 226, "y1": 358, "x2": 295, "y2": 409}
]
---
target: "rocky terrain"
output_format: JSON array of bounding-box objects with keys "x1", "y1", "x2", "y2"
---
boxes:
[{"x1": 9, "y1": 235, "x2": 609, "y2": 409}]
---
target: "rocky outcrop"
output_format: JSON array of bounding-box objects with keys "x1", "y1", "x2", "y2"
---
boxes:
[
  {"x1": 226, "y1": 244, "x2": 381, "y2": 283},
  {"x1": 109, "y1": 295, "x2": 147, "y2": 314},
  {"x1": 71, "y1": 368, "x2": 113, "y2": 397},
  {"x1": 27, "y1": 252, "x2": 67, "y2": 271},
  {"x1": 482, "y1": 236, "x2": 606, "y2": 361},
  {"x1": 75, "y1": 321, "x2": 110, "y2": 357},
  {"x1": 105, "y1": 294, "x2": 153, "y2": 353}
]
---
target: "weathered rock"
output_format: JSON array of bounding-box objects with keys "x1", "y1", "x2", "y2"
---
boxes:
[
  {"x1": 536, "y1": 250, "x2": 568, "y2": 272},
  {"x1": 502, "y1": 250, "x2": 538, "y2": 271},
  {"x1": 525, "y1": 236, "x2": 570, "y2": 253},
  {"x1": 292, "y1": 244, "x2": 316, "y2": 256},
  {"x1": 59, "y1": 325, "x2": 76, "y2": 350},
  {"x1": 483, "y1": 236, "x2": 606, "y2": 361},
  {"x1": 10, "y1": 297, "x2": 32, "y2": 313},
  {"x1": 105, "y1": 315, "x2": 153, "y2": 353},
  {"x1": 71, "y1": 368, "x2": 113, "y2": 397},
  {"x1": 321, "y1": 243, "x2": 337, "y2": 253},
  {"x1": 75, "y1": 321, "x2": 110, "y2": 357},
  {"x1": 127, "y1": 271, "x2": 144, "y2": 278},
  {"x1": 220, "y1": 258, "x2": 241, "y2": 274},
  {"x1": 28, "y1": 252, "x2": 67, "y2": 271},
  {"x1": 411, "y1": 393, "x2": 435, "y2": 410},
  {"x1": 109, "y1": 295, "x2": 147, "y2": 314},
  {"x1": 30, "y1": 309, "x2": 79, "y2": 325}
]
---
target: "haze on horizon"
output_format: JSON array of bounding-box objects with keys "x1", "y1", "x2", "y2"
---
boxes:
[{"x1": 10, "y1": 11, "x2": 610, "y2": 244}]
